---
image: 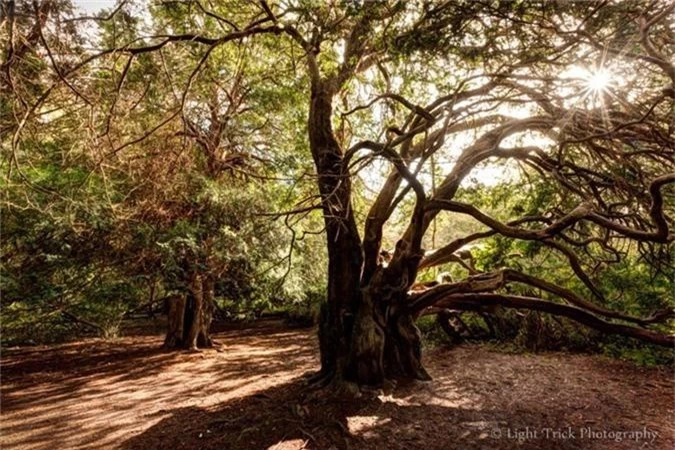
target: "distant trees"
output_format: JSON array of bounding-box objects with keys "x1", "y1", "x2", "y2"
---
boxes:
[
  {"x1": 2, "y1": 0, "x2": 673, "y2": 386},
  {"x1": 1, "y1": 0, "x2": 325, "y2": 346}
]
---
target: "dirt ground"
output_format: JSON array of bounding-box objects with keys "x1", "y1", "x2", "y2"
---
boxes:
[{"x1": 1, "y1": 320, "x2": 673, "y2": 450}]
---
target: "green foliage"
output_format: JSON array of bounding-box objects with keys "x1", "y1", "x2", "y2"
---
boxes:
[
  {"x1": 424, "y1": 180, "x2": 673, "y2": 365},
  {"x1": 417, "y1": 315, "x2": 453, "y2": 348},
  {"x1": 0, "y1": 0, "x2": 333, "y2": 345},
  {"x1": 600, "y1": 337, "x2": 674, "y2": 367}
]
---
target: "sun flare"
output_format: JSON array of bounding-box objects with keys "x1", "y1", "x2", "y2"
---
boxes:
[{"x1": 586, "y1": 69, "x2": 612, "y2": 92}]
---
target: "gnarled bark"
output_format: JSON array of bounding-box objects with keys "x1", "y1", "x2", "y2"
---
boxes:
[
  {"x1": 343, "y1": 288, "x2": 431, "y2": 386},
  {"x1": 310, "y1": 84, "x2": 364, "y2": 383}
]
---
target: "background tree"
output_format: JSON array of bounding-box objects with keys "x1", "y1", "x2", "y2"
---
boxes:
[{"x1": 1, "y1": 0, "x2": 324, "y2": 346}]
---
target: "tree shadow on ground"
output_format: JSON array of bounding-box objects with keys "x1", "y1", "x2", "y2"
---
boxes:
[
  {"x1": 2, "y1": 321, "x2": 671, "y2": 450},
  {"x1": 118, "y1": 374, "x2": 668, "y2": 450},
  {"x1": 1, "y1": 318, "x2": 308, "y2": 401},
  {"x1": 0, "y1": 323, "x2": 319, "y2": 450},
  {"x1": 2, "y1": 339, "x2": 177, "y2": 407}
]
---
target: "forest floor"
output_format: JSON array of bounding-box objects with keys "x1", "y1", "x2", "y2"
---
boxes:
[{"x1": 1, "y1": 319, "x2": 673, "y2": 450}]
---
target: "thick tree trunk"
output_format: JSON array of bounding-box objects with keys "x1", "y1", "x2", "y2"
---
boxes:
[
  {"x1": 346, "y1": 285, "x2": 430, "y2": 385},
  {"x1": 309, "y1": 84, "x2": 364, "y2": 382},
  {"x1": 320, "y1": 287, "x2": 431, "y2": 387},
  {"x1": 309, "y1": 81, "x2": 430, "y2": 388},
  {"x1": 163, "y1": 274, "x2": 214, "y2": 350},
  {"x1": 382, "y1": 304, "x2": 431, "y2": 381},
  {"x1": 345, "y1": 289, "x2": 385, "y2": 385}
]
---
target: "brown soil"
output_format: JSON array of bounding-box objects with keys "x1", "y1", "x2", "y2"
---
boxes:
[{"x1": 1, "y1": 320, "x2": 673, "y2": 450}]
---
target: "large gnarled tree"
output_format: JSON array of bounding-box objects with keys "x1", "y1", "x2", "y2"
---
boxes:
[{"x1": 276, "y1": 0, "x2": 675, "y2": 386}]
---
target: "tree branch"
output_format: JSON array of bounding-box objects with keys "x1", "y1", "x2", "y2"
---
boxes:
[{"x1": 430, "y1": 293, "x2": 674, "y2": 347}]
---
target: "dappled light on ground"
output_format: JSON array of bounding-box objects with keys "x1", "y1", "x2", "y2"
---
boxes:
[
  {"x1": 1, "y1": 321, "x2": 317, "y2": 450},
  {"x1": 1, "y1": 321, "x2": 672, "y2": 449}
]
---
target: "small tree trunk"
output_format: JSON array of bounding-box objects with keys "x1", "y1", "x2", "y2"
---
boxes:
[
  {"x1": 147, "y1": 280, "x2": 156, "y2": 319},
  {"x1": 197, "y1": 277, "x2": 215, "y2": 348},
  {"x1": 164, "y1": 294, "x2": 187, "y2": 348},
  {"x1": 186, "y1": 273, "x2": 204, "y2": 351},
  {"x1": 163, "y1": 274, "x2": 214, "y2": 350}
]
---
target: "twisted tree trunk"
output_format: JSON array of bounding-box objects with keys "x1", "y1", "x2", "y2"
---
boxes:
[{"x1": 310, "y1": 82, "x2": 429, "y2": 387}]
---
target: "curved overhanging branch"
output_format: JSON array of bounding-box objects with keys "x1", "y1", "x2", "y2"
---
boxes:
[
  {"x1": 409, "y1": 266, "x2": 674, "y2": 334},
  {"x1": 427, "y1": 173, "x2": 675, "y2": 244},
  {"x1": 420, "y1": 226, "x2": 608, "y2": 303},
  {"x1": 542, "y1": 239, "x2": 606, "y2": 301},
  {"x1": 431, "y1": 117, "x2": 555, "y2": 201},
  {"x1": 417, "y1": 292, "x2": 674, "y2": 348},
  {"x1": 409, "y1": 271, "x2": 507, "y2": 312},
  {"x1": 587, "y1": 173, "x2": 675, "y2": 243},
  {"x1": 500, "y1": 269, "x2": 674, "y2": 327},
  {"x1": 419, "y1": 216, "x2": 549, "y2": 269},
  {"x1": 421, "y1": 172, "x2": 674, "y2": 300},
  {"x1": 426, "y1": 199, "x2": 594, "y2": 241}
]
